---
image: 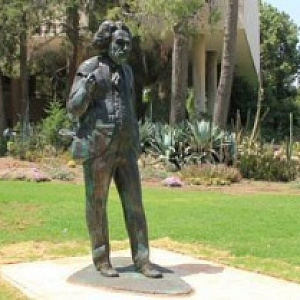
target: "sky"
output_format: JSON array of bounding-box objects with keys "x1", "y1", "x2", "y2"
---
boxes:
[{"x1": 264, "y1": 0, "x2": 300, "y2": 31}]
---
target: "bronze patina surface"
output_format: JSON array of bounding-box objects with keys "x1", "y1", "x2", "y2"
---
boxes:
[{"x1": 67, "y1": 21, "x2": 162, "y2": 279}]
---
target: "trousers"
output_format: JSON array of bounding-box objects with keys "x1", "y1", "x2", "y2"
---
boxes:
[{"x1": 82, "y1": 128, "x2": 149, "y2": 269}]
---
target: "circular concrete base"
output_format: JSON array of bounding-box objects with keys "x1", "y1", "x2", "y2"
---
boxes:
[{"x1": 67, "y1": 257, "x2": 193, "y2": 295}]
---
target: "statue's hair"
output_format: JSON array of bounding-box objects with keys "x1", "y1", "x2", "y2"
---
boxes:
[{"x1": 91, "y1": 20, "x2": 131, "y2": 51}]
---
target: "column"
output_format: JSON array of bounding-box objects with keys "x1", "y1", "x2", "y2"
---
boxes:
[
  {"x1": 192, "y1": 35, "x2": 206, "y2": 118},
  {"x1": 206, "y1": 51, "x2": 218, "y2": 117}
]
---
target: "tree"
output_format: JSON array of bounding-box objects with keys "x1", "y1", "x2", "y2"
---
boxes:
[
  {"x1": 19, "y1": 9, "x2": 30, "y2": 136},
  {"x1": 63, "y1": 0, "x2": 117, "y2": 90},
  {"x1": 0, "y1": 2, "x2": 30, "y2": 140},
  {"x1": 260, "y1": 2, "x2": 300, "y2": 139},
  {"x1": 0, "y1": 1, "x2": 60, "y2": 137},
  {"x1": 0, "y1": 0, "x2": 92, "y2": 129},
  {"x1": 170, "y1": 23, "x2": 189, "y2": 125},
  {"x1": 128, "y1": 0, "x2": 205, "y2": 125},
  {"x1": 0, "y1": 72, "x2": 6, "y2": 136},
  {"x1": 86, "y1": 0, "x2": 120, "y2": 31},
  {"x1": 0, "y1": 1, "x2": 21, "y2": 132},
  {"x1": 65, "y1": 2, "x2": 81, "y2": 88},
  {"x1": 213, "y1": 0, "x2": 239, "y2": 129}
]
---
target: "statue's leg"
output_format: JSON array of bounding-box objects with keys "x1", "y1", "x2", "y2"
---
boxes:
[
  {"x1": 114, "y1": 151, "x2": 162, "y2": 278},
  {"x1": 83, "y1": 157, "x2": 118, "y2": 277}
]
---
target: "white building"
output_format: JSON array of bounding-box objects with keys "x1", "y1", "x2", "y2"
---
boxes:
[{"x1": 193, "y1": 0, "x2": 260, "y2": 115}]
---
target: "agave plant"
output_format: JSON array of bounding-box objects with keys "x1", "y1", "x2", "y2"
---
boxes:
[
  {"x1": 150, "y1": 123, "x2": 176, "y2": 155},
  {"x1": 139, "y1": 120, "x2": 236, "y2": 169},
  {"x1": 148, "y1": 122, "x2": 188, "y2": 170},
  {"x1": 139, "y1": 119, "x2": 155, "y2": 153},
  {"x1": 187, "y1": 120, "x2": 236, "y2": 164}
]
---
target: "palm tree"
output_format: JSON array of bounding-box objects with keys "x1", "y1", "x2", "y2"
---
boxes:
[{"x1": 213, "y1": 0, "x2": 239, "y2": 129}]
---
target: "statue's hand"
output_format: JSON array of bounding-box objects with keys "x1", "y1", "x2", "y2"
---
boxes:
[
  {"x1": 86, "y1": 68, "x2": 110, "y2": 93},
  {"x1": 89, "y1": 68, "x2": 103, "y2": 84},
  {"x1": 84, "y1": 72, "x2": 96, "y2": 93}
]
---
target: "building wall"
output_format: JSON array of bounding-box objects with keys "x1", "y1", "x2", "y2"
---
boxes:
[
  {"x1": 240, "y1": 0, "x2": 260, "y2": 76},
  {"x1": 192, "y1": 0, "x2": 260, "y2": 115},
  {"x1": 206, "y1": 0, "x2": 260, "y2": 77}
]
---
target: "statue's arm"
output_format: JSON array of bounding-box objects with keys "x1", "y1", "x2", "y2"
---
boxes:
[
  {"x1": 67, "y1": 74, "x2": 92, "y2": 117},
  {"x1": 67, "y1": 57, "x2": 102, "y2": 117}
]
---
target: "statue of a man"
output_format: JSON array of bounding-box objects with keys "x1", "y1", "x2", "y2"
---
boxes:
[{"x1": 67, "y1": 21, "x2": 162, "y2": 278}]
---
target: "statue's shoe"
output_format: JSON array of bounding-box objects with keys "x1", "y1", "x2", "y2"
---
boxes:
[
  {"x1": 96, "y1": 262, "x2": 119, "y2": 277},
  {"x1": 136, "y1": 262, "x2": 163, "y2": 279}
]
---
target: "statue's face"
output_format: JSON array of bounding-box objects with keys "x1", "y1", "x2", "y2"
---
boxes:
[{"x1": 108, "y1": 29, "x2": 132, "y2": 65}]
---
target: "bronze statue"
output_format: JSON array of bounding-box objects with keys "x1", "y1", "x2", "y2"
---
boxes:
[{"x1": 67, "y1": 21, "x2": 162, "y2": 278}]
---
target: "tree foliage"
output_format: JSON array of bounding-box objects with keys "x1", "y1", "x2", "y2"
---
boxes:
[
  {"x1": 109, "y1": 0, "x2": 210, "y2": 43},
  {"x1": 0, "y1": 0, "x2": 64, "y2": 137},
  {"x1": 0, "y1": 1, "x2": 24, "y2": 74},
  {"x1": 128, "y1": 0, "x2": 206, "y2": 125},
  {"x1": 131, "y1": 0, "x2": 204, "y2": 31},
  {"x1": 260, "y1": 2, "x2": 300, "y2": 139},
  {"x1": 260, "y1": 3, "x2": 299, "y2": 97},
  {"x1": 0, "y1": 1, "x2": 62, "y2": 74}
]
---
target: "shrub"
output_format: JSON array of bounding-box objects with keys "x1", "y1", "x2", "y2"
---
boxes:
[
  {"x1": 239, "y1": 153, "x2": 298, "y2": 182},
  {"x1": 138, "y1": 120, "x2": 237, "y2": 170},
  {"x1": 7, "y1": 124, "x2": 44, "y2": 161},
  {"x1": 237, "y1": 140, "x2": 298, "y2": 182},
  {"x1": 7, "y1": 98, "x2": 72, "y2": 161},
  {"x1": 40, "y1": 99, "x2": 72, "y2": 152},
  {"x1": 180, "y1": 164, "x2": 242, "y2": 186},
  {"x1": 8, "y1": 100, "x2": 72, "y2": 161}
]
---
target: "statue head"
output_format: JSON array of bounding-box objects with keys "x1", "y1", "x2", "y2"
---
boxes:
[{"x1": 92, "y1": 20, "x2": 132, "y2": 65}]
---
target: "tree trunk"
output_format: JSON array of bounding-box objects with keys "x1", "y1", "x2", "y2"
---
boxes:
[
  {"x1": 66, "y1": 5, "x2": 80, "y2": 91},
  {"x1": 170, "y1": 25, "x2": 189, "y2": 126},
  {"x1": 20, "y1": 12, "x2": 30, "y2": 137},
  {"x1": 0, "y1": 71, "x2": 7, "y2": 134},
  {"x1": 213, "y1": 0, "x2": 239, "y2": 129}
]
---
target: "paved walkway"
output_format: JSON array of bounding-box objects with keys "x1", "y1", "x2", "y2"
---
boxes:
[{"x1": 1, "y1": 248, "x2": 300, "y2": 300}]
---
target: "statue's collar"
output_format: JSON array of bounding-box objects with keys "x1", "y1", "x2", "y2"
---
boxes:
[{"x1": 99, "y1": 56, "x2": 121, "y2": 73}]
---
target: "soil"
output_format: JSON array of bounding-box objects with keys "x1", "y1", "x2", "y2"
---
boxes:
[{"x1": 1, "y1": 156, "x2": 300, "y2": 195}]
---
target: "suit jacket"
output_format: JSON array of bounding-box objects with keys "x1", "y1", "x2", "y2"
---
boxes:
[{"x1": 67, "y1": 56, "x2": 139, "y2": 160}]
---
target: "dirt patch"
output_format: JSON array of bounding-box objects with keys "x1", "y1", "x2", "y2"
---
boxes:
[
  {"x1": 0, "y1": 240, "x2": 129, "y2": 265},
  {"x1": 0, "y1": 157, "x2": 34, "y2": 169},
  {"x1": 0, "y1": 241, "x2": 86, "y2": 264},
  {"x1": 151, "y1": 237, "x2": 231, "y2": 261},
  {"x1": 0, "y1": 238, "x2": 224, "y2": 265},
  {"x1": 143, "y1": 178, "x2": 300, "y2": 195},
  {"x1": 0, "y1": 157, "x2": 82, "y2": 182}
]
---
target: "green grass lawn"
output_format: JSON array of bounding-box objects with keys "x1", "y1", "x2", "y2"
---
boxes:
[{"x1": 1, "y1": 181, "x2": 300, "y2": 298}]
